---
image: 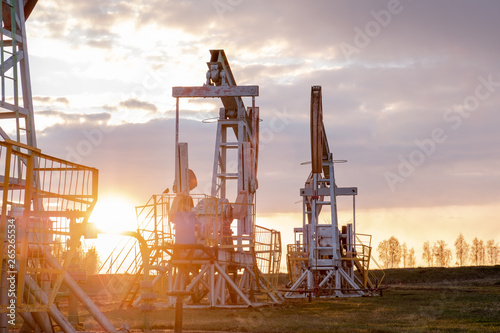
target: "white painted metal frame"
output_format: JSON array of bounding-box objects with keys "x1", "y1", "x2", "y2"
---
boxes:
[
  {"x1": 163, "y1": 50, "x2": 281, "y2": 308},
  {"x1": 286, "y1": 86, "x2": 365, "y2": 299}
]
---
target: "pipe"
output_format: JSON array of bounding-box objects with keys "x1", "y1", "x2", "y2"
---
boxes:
[
  {"x1": 23, "y1": 274, "x2": 75, "y2": 333},
  {"x1": 43, "y1": 250, "x2": 117, "y2": 333},
  {"x1": 32, "y1": 312, "x2": 54, "y2": 333},
  {"x1": 48, "y1": 303, "x2": 76, "y2": 333},
  {"x1": 19, "y1": 323, "x2": 35, "y2": 333},
  {"x1": 21, "y1": 276, "x2": 55, "y2": 333},
  {"x1": 18, "y1": 312, "x2": 38, "y2": 331},
  {"x1": 10, "y1": 258, "x2": 54, "y2": 333}
]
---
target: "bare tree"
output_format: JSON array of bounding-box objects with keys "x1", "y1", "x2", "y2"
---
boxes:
[
  {"x1": 486, "y1": 240, "x2": 497, "y2": 265},
  {"x1": 479, "y1": 240, "x2": 486, "y2": 265},
  {"x1": 470, "y1": 237, "x2": 485, "y2": 266},
  {"x1": 387, "y1": 236, "x2": 401, "y2": 268},
  {"x1": 401, "y1": 243, "x2": 408, "y2": 268},
  {"x1": 493, "y1": 242, "x2": 499, "y2": 265},
  {"x1": 433, "y1": 240, "x2": 452, "y2": 267},
  {"x1": 422, "y1": 241, "x2": 433, "y2": 267},
  {"x1": 407, "y1": 247, "x2": 416, "y2": 268},
  {"x1": 494, "y1": 243, "x2": 500, "y2": 265},
  {"x1": 399, "y1": 243, "x2": 416, "y2": 268},
  {"x1": 377, "y1": 240, "x2": 390, "y2": 269},
  {"x1": 377, "y1": 240, "x2": 391, "y2": 269},
  {"x1": 454, "y1": 233, "x2": 469, "y2": 266},
  {"x1": 377, "y1": 236, "x2": 401, "y2": 268}
]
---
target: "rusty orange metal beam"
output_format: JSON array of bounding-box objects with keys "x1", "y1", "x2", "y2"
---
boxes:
[{"x1": 172, "y1": 85, "x2": 258, "y2": 98}]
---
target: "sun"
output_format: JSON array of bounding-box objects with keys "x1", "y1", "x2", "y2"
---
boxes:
[
  {"x1": 83, "y1": 195, "x2": 139, "y2": 273},
  {"x1": 89, "y1": 195, "x2": 138, "y2": 234}
]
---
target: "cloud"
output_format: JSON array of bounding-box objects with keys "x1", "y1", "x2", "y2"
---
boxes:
[
  {"x1": 23, "y1": 0, "x2": 500, "y2": 254},
  {"x1": 33, "y1": 96, "x2": 70, "y2": 105},
  {"x1": 122, "y1": 0, "x2": 500, "y2": 67},
  {"x1": 30, "y1": 0, "x2": 134, "y2": 49},
  {"x1": 67, "y1": 27, "x2": 120, "y2": 50},
  {"x1": 38, "y1": 117, "x2": 214, "y2": 203},
  {"x1": 119, "y1": 98, "x2": 158, "y2": 113},
  {"x1": 102, "y1": 105, "x2": 117, "y2": 112},
  {"x1": 33, "y1": 96, "x2": 51, "y2": 103},
  {"x1": 37, "y1": 110, "x2": 111, "y2": 124},
  {"x1": 55, "y1": 97, "x2": 70, "y2": 105}
]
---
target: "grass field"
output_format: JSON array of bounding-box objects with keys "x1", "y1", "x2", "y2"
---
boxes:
[{"x1": 73, "y1": 265, "x2": 500, "y2": 332}]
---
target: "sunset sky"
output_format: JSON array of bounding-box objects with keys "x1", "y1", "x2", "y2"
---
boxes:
[{"x1": 23, "y1": 0, "x2": 500, "y2": 266}]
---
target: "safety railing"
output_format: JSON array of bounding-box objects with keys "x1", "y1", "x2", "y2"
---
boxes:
[
  {"x1": 286, "y1": 243, "x2": 309, "y2": 285},
  {"x1": 100, "y1": 194, "x2": 224, "y2": 275},
  {"x1": 1, "y1": 139, "x2": 98, "y2": 312},
  {"x1": 254, "y1": 225, "x2": 281, "y2": 289},
  {"x1": 353, "y1": 234, "x2": 385, "y2": 288}
]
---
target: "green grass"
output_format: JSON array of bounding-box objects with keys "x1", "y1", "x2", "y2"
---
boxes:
[
  {"x1": 85, "y1": 266, "x2": 500, "y2": 332},
  {"x1": 13, "y1": 266, "x2": 500, "y2": 332},
  {"x1": 379, "y1": 265, "x2": 500, "y2": 285},
  {"x1": 93, "y1": 285, "x2": 499, "y2": 332}
]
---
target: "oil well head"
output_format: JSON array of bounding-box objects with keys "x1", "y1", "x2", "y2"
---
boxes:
[
  {"x1": 285, "y1": 86, "x2": 384, "y2": 299},
  {"x1": 105, "y1": 50, "x2": 283, "y2": 309}
]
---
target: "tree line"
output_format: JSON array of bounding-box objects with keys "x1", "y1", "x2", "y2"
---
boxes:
[{"x1": 376, "y1": 233, "x2": 499, "y2": 268}]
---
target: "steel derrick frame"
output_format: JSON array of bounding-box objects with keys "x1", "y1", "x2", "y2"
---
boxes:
[
  {"x1": 169, "y1": 49, "x2": 279, "y2": 307},
  {"x1": 0, "y1": 2, "x2": 118, "y2": 331},
  {"x1": 109, "y1": 50, "x2": 282, "y2": 310},
  {"x1": 285, "y1": 86, "x2": 384, "y2": 299},
  {"x1": 0, "y1": 140, "x2": 116, "y2": 332},
  {"x1": 0, "y1": 0, "x2": 37, "y2": 148}
]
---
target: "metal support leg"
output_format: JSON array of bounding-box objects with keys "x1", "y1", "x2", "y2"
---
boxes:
[
  {"x1": 68, "y1": 292, "x2": 79, "y2": 326},
  {"x1": 174, "y1": 295, "x2": 184, "y2": 333}
]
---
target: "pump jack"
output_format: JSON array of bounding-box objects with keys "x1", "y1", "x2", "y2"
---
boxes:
[{"x1": 285, "y1": 86, "x2": 384, "y2": 298}]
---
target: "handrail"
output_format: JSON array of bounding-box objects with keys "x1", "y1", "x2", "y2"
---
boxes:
[{"x1": 0, "y1": 140, "x2": 98, "y2": 312}]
